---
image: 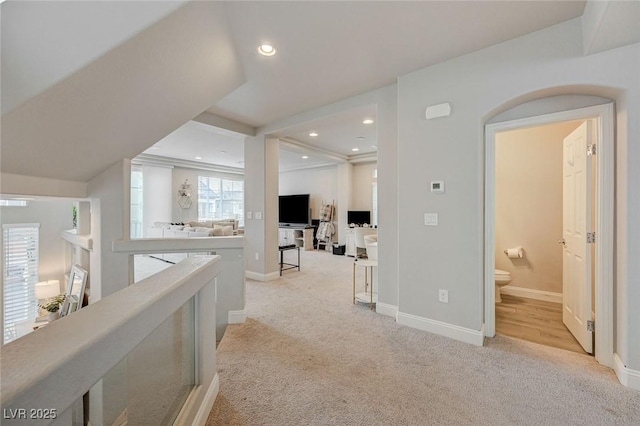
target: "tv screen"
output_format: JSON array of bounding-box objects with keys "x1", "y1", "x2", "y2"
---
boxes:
[
  {"x1": 348, "y1": 210, "x2": 371, "y2": 226},
  {"x1": 279, "y1": 194, "x2": 310, "y2": 226}
]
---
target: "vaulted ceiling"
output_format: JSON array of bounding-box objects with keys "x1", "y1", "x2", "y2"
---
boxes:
[{"x1": 7, "y1": 1, "x2": 640, "y2": 184}]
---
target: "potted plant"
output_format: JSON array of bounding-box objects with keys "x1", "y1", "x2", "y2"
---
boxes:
[{"x1": 39, "y1": 294, "x2": 66, "y2": 321}]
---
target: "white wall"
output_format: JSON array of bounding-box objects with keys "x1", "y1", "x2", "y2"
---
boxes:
[
  {"x1": 495, "y1": 121, "x2": 582, "y2": 294},
  {"x1": 396, "y1": 19, "x2": 639, "y2": 368},
  {"x1": 1, "y1": 200, "x2": 74, "y2": 284},
  {"x1": 244, "y1": 136, "x2": 280, "y2": 279},
  {"x1": 279, "y1": 165, "x2": 339, "y2": 220},
  {"x1": 88, "y1": 160, "x2": 131, "y2": 301},
  {"x1": 351, "y1": 162, "x2": 376, "y2": 213}
]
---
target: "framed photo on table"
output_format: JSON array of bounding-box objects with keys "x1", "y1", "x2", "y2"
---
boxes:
[{"x1": 59, "y1": 265, "x2": 88, "y2": 319}]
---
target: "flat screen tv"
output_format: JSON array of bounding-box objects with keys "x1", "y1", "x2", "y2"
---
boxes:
[
  {"x1": 348, "y1": 210, "x2": 371, "y2": 226},
  {"x1": 279, "y1": 194, "x2": 310, "y2": 226}
]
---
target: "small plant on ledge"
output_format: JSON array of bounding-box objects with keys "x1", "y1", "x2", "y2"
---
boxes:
[{"x1": 39, "y1": 294, "x2": 66, "y2": 320}]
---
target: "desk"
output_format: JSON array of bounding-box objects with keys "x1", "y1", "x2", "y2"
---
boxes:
[
  {"x1": 279, "y1": 245, "x2": 300, "y2": 276},
  {"x1": 353, "y1": 259, "x2": 378, "y2": 310}
]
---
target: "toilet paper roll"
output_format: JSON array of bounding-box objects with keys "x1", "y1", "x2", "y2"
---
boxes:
[{"x1": 505, "y1": 246, "x2": 524, "y2": 259}]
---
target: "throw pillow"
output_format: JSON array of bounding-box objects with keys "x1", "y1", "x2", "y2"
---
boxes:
[{"x1": 189, "y1": 221, "x2": 209, "y2": 228}]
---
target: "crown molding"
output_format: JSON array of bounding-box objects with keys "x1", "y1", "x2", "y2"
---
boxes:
[
  {"x1": 133, "y1": 154, "x2": 244, "y2": 175},
  {"x1": 279, "y1": 137, "x2": 348, "y2": 163}
]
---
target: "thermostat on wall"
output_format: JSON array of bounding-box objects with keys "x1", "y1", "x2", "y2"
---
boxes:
[{"x1": 431, "y1": 181, "x2": 445, "y2": 193}]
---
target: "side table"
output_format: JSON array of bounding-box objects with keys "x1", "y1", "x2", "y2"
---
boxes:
[{"x1": 353, "y1": 258, "x2": 378, "y2": 310}]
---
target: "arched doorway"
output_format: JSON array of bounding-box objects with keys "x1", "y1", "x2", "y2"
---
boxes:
[{"x1": 484, "y1": 99, "x2": 614, "y2": 368}]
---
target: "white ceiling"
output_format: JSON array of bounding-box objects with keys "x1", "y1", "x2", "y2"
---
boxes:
[
  {"x1": 209, "y1": 1, "x2": 586, "y2": 127},
  {"x1": 152, "y1": 1, "x2": 586, "y2": 172},
  {"x1": 1, "y1": 0, "x2": 186, "y2": 114},
  {"x1": 140, "y1": 120, "x2": 245, "y2": 170}
]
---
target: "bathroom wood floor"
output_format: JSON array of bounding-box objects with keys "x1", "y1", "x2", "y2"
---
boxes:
[{"x1": 496, "y1": 295, "x2": 587, "y2": 354}]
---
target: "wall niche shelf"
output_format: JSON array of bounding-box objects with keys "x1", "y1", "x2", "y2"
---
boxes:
[{"x1": 61, "y1": 229, "x2": 93, "y2": 251}]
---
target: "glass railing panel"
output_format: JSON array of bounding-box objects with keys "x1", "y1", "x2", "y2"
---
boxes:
[
  {"x1": 87, "y1": 296, "x2": 196, "y2": 425},
  {"x1": 134, "y1": 253, "x2": 213, "y2": 283}
]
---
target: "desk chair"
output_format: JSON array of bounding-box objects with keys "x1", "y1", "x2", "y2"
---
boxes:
[{"x1": 354, "y1": 228, "x2": 377, "y2": 258}]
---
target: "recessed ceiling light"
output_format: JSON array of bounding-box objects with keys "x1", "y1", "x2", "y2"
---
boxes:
[
  {"x1": 195, "y1": 156, "x2": 203, "y2": 160},
  {"x1": 301, "y1": 155, "x2": 309, "y2": 159},
  {"x1": 309, "y1": 132, "x2": 318, "y2": 137},
  {"x1": 258, "y1": 44, "x2": 276, "y2": 56},
  {"x1": 352, "y1": 148, "x2": 360, "y2": 152},
  {"x1": 363, "y1": 119, "x2": 374, "y2": 125},
  {"x1": 220, "y1": 151, "x2": 227, "y2": 154}
]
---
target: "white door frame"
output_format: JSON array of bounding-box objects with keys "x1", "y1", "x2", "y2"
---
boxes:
[{"x1": 484, "y1": 103, "x2": 614, "y2": 368}]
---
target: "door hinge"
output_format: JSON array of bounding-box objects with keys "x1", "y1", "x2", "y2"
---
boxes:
[
  {"x1": 587, "y1": 320, "x2": 595, "y2": 332},
  {"x1": 587, "y1": 232, "x2": 596, "y2": 244},
  {"x1": 587, "y1": 144, "x2": 596, "y2": 156}
]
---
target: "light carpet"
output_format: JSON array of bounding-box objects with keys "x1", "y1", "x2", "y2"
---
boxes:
[{"x1": 207, "y1": 250, "x2": 639, "y2": 425}]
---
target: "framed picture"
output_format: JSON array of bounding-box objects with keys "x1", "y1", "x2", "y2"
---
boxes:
[{"x1": 59, "y1": 265, "x2": 88, "y2": 318}]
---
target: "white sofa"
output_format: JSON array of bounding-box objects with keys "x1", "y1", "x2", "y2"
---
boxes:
[
  {"x1": 147, "y1": 220, "x2": 240, "y2": 239},
  {"x1": 145, "y1": 220, "x2": 241, "y2": 264}
]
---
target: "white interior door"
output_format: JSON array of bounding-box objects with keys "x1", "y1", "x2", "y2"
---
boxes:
[{"x1": 562, "y1": 121, "x2": 593, "y2": 353}]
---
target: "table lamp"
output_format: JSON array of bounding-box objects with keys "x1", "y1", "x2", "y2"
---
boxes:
[{"x1": 35, "y1": 280, "x2": 60, "y2": 315}]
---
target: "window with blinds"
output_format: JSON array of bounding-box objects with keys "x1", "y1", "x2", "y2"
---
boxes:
[
  {"x1": 197, "y1": 176, "x2": 244, "y2": 227},
  {"x1": 2, "y1": 223, "x2": 39, "y2": 344},
  {"x1": 131, "y1": 167, "x2": 143, "y2": 238}
]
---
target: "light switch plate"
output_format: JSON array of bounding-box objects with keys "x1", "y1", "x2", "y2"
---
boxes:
[
  {"x1": 246, "y1": 212, "x2": 253, "y2": 219},
  {"x1": 424, "y1": 213, "x2": 438, "y2": 226},
  {"x1": 431, "y1": 180, "x2": 445, "y2": 193},
  {"x1": 255, "y1": 212, "x2": 263, "y2": 220}
]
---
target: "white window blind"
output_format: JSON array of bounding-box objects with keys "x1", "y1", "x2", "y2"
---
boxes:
[
  {"x1": 3, "y1": 223, "x2": 39, "y2": 344},
  {"x1": 197, "y1": 176, "x2": 244, "y2": 227}
]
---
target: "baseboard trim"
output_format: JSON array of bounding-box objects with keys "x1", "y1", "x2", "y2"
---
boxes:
[
  {"x1": 228, "y1": 309, "x2": 247, "y2": 324},
  {"x1": 500, "y1": 286, "x2": 562, "y2": 304},
  {"x1": 376, "y1": 302, "x2": 398, "y2": 319},
  {"x1": 245, "y1": 270, "x2": 280, "y2": 282},
  {"x1": 175, "y1": 373, "x2": 219, "y2": 426},
  {"x1": 397, "y1": 311, "x2": 484, "y2": 346},
  {"x1": 613, "y1": 353, "x2": 640, "y2": 391}
]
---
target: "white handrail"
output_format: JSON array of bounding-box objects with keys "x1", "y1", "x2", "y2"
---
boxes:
[
  {"x1": 112, "y1": 235, "x2": 243, "y2": 254},
  {"x1": 113, "y1": 236, "x2": 246, "y2": 352},
  {"x1": 0, "y1": 256, "x2": 221, "y2": 424}
]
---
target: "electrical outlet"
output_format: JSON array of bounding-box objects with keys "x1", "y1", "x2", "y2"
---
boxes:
[
  {"x1": 247, "y1": 212, "x2": 253, "y2": 219},
  {"x1": 438, "y1": 289, "x2": 449, "y2": 303},
  {"x1": 255, "y1": 252, "x2": 259, "y2": 261}
]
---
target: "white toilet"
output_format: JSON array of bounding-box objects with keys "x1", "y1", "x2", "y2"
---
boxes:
[{"x1": 495, "y1": 269, "x2": 511, "y2": 303}]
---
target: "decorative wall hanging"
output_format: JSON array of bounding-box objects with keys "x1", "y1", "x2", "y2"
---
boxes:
[{"x1": 177, "y1": 179, "x2": 193, "y2": 209}]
